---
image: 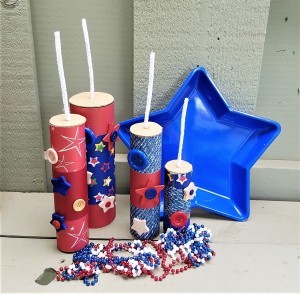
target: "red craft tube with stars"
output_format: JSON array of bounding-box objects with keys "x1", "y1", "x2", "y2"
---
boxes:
[
  {"x1": 69, "y1": 92, "x2": 118, "y2": 228},
  {"x1": 47, "y1": 114, "x2": 89, "y2": 253}
]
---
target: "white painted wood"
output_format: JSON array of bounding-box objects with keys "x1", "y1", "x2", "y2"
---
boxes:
[
  {"x1": 256, "y1": 0, "x2": 300, "y2": 161},
  {"x1": 251, "y1": 159, "x2": 300, "y2": 201},
  {"x1": 1, "y1": 192, "x2": 299, "y2": 246},
  {"x1": 0, "y1": 0, "x2": 46, "y2": 192},
  {"x1": 1, "y1": 238, "x2": 299, "y2": 292},
  {"x1": 1, "y1": 191, "x2": 299, "y2": 292},
  {"x1": 134, "y1": 0, "x2": 270, "y2": 116}
]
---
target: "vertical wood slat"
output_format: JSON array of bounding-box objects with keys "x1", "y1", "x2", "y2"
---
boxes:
[
  {"x1": 0, "y1": 0, "x2": 46, "y2": 191},
  {"x1": 256, "y1": 0, "x2": 300, "y2": 161},
  {"x1": 133, "y1": 0, "x2": 270, "y2": 116}
]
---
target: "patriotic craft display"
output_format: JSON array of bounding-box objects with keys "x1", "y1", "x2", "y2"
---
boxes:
[{"x1": 44, "y1": 19, "x2": 217, "y2": 287}]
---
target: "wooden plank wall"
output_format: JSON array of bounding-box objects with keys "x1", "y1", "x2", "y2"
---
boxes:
[
  {"x1": 1, "y1": 0, "x2": 299, "y2": 200},
  {"x1": 0, "y1": 0, "x2": 46, "y2": 191}
]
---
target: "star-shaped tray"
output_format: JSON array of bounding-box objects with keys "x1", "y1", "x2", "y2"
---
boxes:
[{"x1": 119, "y1": 67, "x2": 281, "y2": 221}]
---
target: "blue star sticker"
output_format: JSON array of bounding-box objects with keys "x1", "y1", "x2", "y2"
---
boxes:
[
  {"x1": 51, "y1": 176, "x2": 71, "y2": 196},
  {"x1": 50, "y1": 213, "x2": 67, "y2": 232},
  {"x1": 119, "y1": 67, "x2": 281, "y2": 221}
]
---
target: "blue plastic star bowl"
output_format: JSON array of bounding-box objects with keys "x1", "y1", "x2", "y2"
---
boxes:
[{"x1": 119, "y1": 67, "x2": 281, "y2": 221}]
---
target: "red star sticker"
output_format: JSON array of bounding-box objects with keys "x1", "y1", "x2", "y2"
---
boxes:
[
  {"x1": 103, "y1": 123, "x2": 120, "y2": 152},
  {"x1": 93, "y1": 192, "x2": 104, "y2": 202},
  {"x1": 135, "y1": 179, "x2": 164, "y2": 206},
  {"x1": 176, "y1": 174, "x2": 187, "y2": 185},
  {"x1": 100, "y1": 162, "x2": 111, "y2": 173},
  {"x1": 88, "y1": 157, "x2": 99, "y2": 167}
]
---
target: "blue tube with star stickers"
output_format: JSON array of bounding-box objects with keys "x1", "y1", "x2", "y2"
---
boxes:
[
  {"x1": 163, "y1": 160, "x2": 197, "y2": 231},
  {"x1": 70, "y1": 92, "x2": 119, "y2": 228},
  {"x1": 163, "y1": 98, "x2": 196, "y2": 231}
]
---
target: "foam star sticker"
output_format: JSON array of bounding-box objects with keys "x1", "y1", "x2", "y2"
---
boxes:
[
  {"x1": 103, "y1": 123, "x2": 120, "y2": 152},
  {"x1": 88, "y1": 157, "x2": 99, "y2": 167},
  {"x1": 67, "y1": 221, "x2": 88, "y2": 249},
  {"x1": 95, "y1": 141, "x2": 106, "y2": 152},
  {"x1": 90, "y1": 177, "x2": 97, "y2": 187},
  {"x1": 99, "y1": 196, "x2": 115, "y2": 213},
  {"x1": 183, "y1": 182, "x2": 198, "y2": 201},
  {"x1": 176, "y1": 174, "x2": 187, "y2": 185},
  {"x1": 101, "y1": 162, "x2": 110, "y2": 173},
  {"x1": 50, "y1": 213, "x2": 67, "y2": 232},
  {"x1": 110, "y1": 147, "x2": 115, "y2": 156},
  {"x1": 58, "y1": 127, "x2": 85, "y2": 157},
  {"x1": 108, "y1": 186, "x2": 115, "y2": 196},
  {"x1": 51, "y1": 176, "x2": 71, "y2": 196},
  {"x1": 87, "y1": 171, "x2": 93, "y2": 185},
  {"x1": 93, "y1": 192, "x2": 105, "y2": 202},
  {"x1": 135, "y1": 179, "x2": 164, "y2": 206},
  {"x1": 103, "y1": 176, "x2": 112, "y2": 186},
  {"x1": 131, "y1": 218, "x2": 149, "y2": 235}
]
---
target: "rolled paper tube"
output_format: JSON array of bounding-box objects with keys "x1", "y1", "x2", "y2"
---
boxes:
[
  {"x1": 49, "y1": 114, "x2": 89, "y2": 252},
  {"x1": 55, "y1": 216, "x2": 89, "y2": 253},
  {"x1": 163, "y1": 159, "x2": 194, "y2": 232},
  {"x1": 128, "y1": 122, "x2": 163, "y2": 240},
  {"x1": 52, "y1": 169, "x2": 88, "y2": 221},
  {"x1": 129, "y1": 122, "x2": 162, "y2": 174},
  {"x1": 69, "y1": 92, "x2": 117, "y2": 228}
]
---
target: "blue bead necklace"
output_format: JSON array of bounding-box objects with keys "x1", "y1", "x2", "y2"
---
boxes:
[{"x1": 56, "y1": 223, "x2": 215, "y2": 286}]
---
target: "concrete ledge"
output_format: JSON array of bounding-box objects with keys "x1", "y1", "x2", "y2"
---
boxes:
[{"x1": 251, "y1": 159, "x2": 300, "y2": 201}]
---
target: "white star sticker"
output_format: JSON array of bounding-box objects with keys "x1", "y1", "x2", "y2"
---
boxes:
[
  {"x1": 103, "y1": 176, "x2": 112, "y2": 186},
  {"x1": 94, "y1": 192, "x2": 105, "y2": 202},
  {"x1": 87, "y1": 171, "x2": 93, "y2": 185},
  {"x1": 88, "y1": 157, "x2": 99, "y2": 167},
  {"x1": 176, "y1": 174, "x2": 188, "y2": 185},
  {"x1": 58, "y1": 127, "x2": 85, "y2": 157},
  {"x1": 183, "y1": 182, "x2": 198, "y2": 201},
  {"x1": 131, "y1": 218, "x2": 149, "y2": 235},
  {"x1": 99, "y1": 196, "x2": 115, "y2": 213},
  {"x1": 70, "y1": 226, "x2": 75, "y2": 231},
  {"x1": 54, "y1": 155, "x2": 74, "y2": 172},
  {"x1": 67, "y1": 221, "x2": 88, "y2": 249}
]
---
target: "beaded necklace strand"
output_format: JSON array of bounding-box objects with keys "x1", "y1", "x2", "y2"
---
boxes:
[{"x1": 56, "y1": 223, "x2": 215, "y2": 286}]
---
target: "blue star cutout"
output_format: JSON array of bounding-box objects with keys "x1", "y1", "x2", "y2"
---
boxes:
[
  {"x1": 51, "y1": 176, "x2": 71, "y2": 196},
  {"x1": 119, "y1": 67, "x2": 281, "y2": 221},
  {"x1": 50, "y1": 213, "x2": 67, "y2": 232}
]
